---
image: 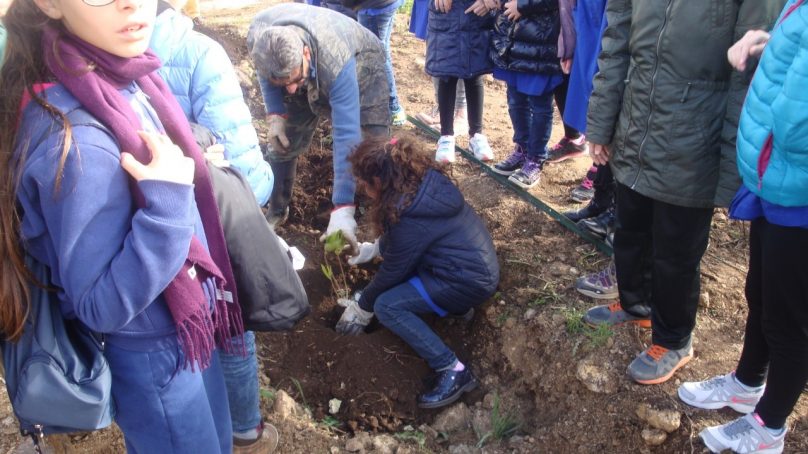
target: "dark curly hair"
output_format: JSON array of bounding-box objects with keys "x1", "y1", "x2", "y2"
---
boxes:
[{"x1": 349, "y1": 134, "x2": 454, "y2": 237}]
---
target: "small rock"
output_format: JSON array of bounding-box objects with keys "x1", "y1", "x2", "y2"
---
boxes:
[
  {"x1": 433, "y1": 403, "x2": 472, "y2": 433},
  {"x1": 330, "y1": 447, "x2": 341, "y2": 454},
  {"x1": 713, "y1": 211, "x2": 728, "y2": 223},
  {"x1": 636, "y1": 403, "x2": 681, "y2": 433},
  {"x1": 549, "y1": 262, "x2": 570, "y2": 277},
  {"x1": 482, "y1": 393, "x2": 496, "y2": 410},
  {"x1": 699, "y1": 291, "x2": 711, "y2": 308},
  {"x1": 345, "y1": 437, "x2": 365, "y2": 452},
  {"x1": 569, "y1": 267, "x2": 579, "y2": 276},
  {"x1": 471, "y1": 408, "x2": 492, "y2": 439},
  {"x1": 509, "y1": 435, "x2": 525, "y2": 445},
  {"x1": 329, "y1": 398, "x2": 342, "y2": 415},
  {"x1": 576, "y1": 358, "x2": 617, "y2": 394},
  {"x1": 418, "y1": 424, "x2": 439, "y2": 440},
  {"x1": 523, "y1": 309, "x2": 537, "y2": 320},
  {"x1": 448, "y1": 444, "x2": 480, "y2": 454},
  {"x1": 371, "y1": 435, "x2": 398, "y2": 454},
  {"x1": 504, "y1": 317, "x2": 517, "y2": 329},
  {"x1": 641, "y1": 428, "x2": 668, "y2": 446},
  {"x1": 272, "y1": 390, "x2": 300, "y2": 420}
]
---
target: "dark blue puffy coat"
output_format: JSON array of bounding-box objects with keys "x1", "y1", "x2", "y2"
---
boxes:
[
  {"x1": 425, "y1": 0, "x2": 494, "y2": 78},
  {"x1": 490, "y1": 0, "x2": 562, "y2": 74},
  {"x1": 358, "y1": 170, "x2": 499, "y2": 315}
]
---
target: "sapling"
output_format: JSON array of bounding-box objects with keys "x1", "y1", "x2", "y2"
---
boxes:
[{"x1": 321, "y1": 231, "x2": 351, "y2": 299}]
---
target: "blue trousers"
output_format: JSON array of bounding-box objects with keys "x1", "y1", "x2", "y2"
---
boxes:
[
  {"x1": 506, "y1": 84, "x2": 554, "y2": 161},
  {"x1": 105, "y1": 339, "x2": 232, "y2": 453},
  {"x1": 219, "y1": 331, "x2": 262, "y2": 435},
  {"x1": 374, "y1": 282, "x2": 458, "y2": 371},
  {"x1": 358, "y1": 7, "x2": 402, "y2": 113}
]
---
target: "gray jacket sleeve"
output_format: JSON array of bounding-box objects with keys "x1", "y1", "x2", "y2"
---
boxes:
[
  {"x1": 714, "y1": 0, "x2": 787, "y2": 207},
  {"x1": 585, "y1": 0, "x2": 632, "y2": 146}
]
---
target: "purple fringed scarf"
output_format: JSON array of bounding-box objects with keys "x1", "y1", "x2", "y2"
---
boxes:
[{"x1": 41, "y1": 25, "x2": 243, "y2": 370}]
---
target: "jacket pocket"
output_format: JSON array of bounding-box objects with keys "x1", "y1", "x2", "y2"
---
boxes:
[{"x1": 613, "y1": 63, "x2": 636, "y2": 152}]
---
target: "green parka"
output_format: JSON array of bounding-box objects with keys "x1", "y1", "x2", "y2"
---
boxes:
[{"x1": 586, "y1": 0, "x2": 786, "y2": 208}]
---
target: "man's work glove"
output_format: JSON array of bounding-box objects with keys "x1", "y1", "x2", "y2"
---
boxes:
[
  {"x1": 266, "y1": 114, "x2": 290, "y2": 154},
  {"x1": 347, "y1": 239, "x2": 380, "y2": 266},
  {"x1": 335, "y1": 299, "x2": 373, "y2": 335},
  {"x1": 319, "y1": 205, "x2": 359, "y2": 254}
]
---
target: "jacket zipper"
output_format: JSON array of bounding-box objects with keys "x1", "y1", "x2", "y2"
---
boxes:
[{"x1": 631, "y1": 0, "x2": 674, "y2": 189}]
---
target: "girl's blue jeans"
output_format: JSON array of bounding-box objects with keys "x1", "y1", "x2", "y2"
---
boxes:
[
  {"x1": 219, "y1": 331, "x2": 262, "y2": 435},
  {"x1": 358, "y1": 7, "x2": 402, "y2": 113},
  {"x1": 506, "y1": 84, "x2": 554, "y2": 160},
  {"x1": 374, "y1": 282, "x2": 457, "y2": 371}
]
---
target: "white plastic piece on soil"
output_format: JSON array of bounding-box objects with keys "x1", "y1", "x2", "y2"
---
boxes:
[
  {"x1": 329, "y1": 398, "x2": 342, "y2": 415},
  {"x1": 276, "y1": 236, "x2": 306, "y2": 270}
]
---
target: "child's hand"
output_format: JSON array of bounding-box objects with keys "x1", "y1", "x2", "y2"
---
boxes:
[
  {"x1": 589, "y1": 142, "x2": 611, "y2": 166},
  {"x1": 435, "y1": 0, "x2": 453, "y2": 13},
  {"x1": 121, "y1": 131, "x2": 195, "y2": 185},
  {"x1": 483, "y1": 0, "x2": 500, "y2": 10},
  {"x1": 727, "y1": 30, "x2": 770, "y2": 72},
  {"x1": 465, "y1": 0, "x2": 489, "y2": 16},
  {"x1": 203, "y1": 143, "x2": 229, "y2": 168},
  {"x1": 503, "y1": 0, "x2": 521, "y2": 20},
  {"x1": 561, "y1": 58, "x2": 573, "y2": 74}
]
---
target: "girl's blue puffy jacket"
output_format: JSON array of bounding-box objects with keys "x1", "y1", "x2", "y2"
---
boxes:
[
  {"x1": 150, "y1": 8, "x2": 273, "y2": 206},
  {"x1": 737, "y1": 0, "x2": 808, "y2": 207},
  {"x1": 425, "y1": 0, "x2": 493, "y2": 78}
]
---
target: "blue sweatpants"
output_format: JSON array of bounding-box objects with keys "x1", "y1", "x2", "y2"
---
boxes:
[{"x1": 105, "y1": 339, "x2": 233, "y2": 453}]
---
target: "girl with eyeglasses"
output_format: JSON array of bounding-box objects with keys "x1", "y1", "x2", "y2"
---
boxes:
[{"x1": 0, "y1": 1, "x2": 239, "y2": 451}]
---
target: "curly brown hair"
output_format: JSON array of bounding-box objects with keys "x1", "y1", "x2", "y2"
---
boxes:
[{"x1": 349, "y1": 134, "x2": 454, "y2": 237}]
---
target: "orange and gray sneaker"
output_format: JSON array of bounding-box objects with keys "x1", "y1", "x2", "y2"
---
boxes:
[
  {"x1": 582, "y1": 301, "x2": 651, "y2": 328},
  {"x1": 628, "y1": 339, "x2": 694, "y2": 385}
]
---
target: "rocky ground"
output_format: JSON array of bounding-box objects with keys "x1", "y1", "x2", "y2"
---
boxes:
[{"x1": 1, "y1": 1, "x2": 806, "y2": 453}]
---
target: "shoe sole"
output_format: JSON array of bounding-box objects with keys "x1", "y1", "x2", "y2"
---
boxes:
[
  {"x1": 632, "y1": 351, "x2": 693, "y2": 385},
  {"x1": 699, "y1": 429, "x2": 783, "y2": 454},
  {"x1": 491, "y1": 167, "x2": 518, "y2": 176},
  {"x1": 677, "y1": 388, "x2": 757, "y2": 414},
  {"x1": 583, "y1": 316, "x2": 651, "y2": 329},
  {"x1": 570, "y1": 194, "x2": 594, "y2": 203},
  {"x1": 417, "y1": 378, "x2": 478, "y2": 409},
  {"x1": 546, "y1": 150, "x2": 587, "y2": 164},
  {"x1": 576, "y1": 287, "x2": 619, "y2": 300},
  {"x1": 509, "y1": 176, "x2": 540, "y2": 190}
]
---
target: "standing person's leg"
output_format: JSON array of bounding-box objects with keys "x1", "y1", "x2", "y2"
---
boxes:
[
  {"x1": 508, "y1": 90, "x2": 554, "y2": 189},
  {"x1": 463, "y1": 75, "x2": 493, "y2": 161},
  {"x1": 435, "y1": 77, "x2": 459, "y2": 162},
  {"x1": 547, "y1": 75, "x2": 587, "y2": 163},
  {"x1": 492, "y1": 84, "x2": 529, "y2": 176},
  {"x1": 696, "y1": 219, "x2": 808, "y2": 453},
  {"x1": 106, "y1": 342, "x2": 233, "y2": 453},
  {"x1": 358, "y1": 8, "x2": 404, "y2": 124},
  {"x1": 627, "y1": 199, "x2": 712, "y2": 385},
  {"x1": 374, "y1": 281, "x2": 477, "y2": 409},
  {"x1": 417, "y1": 77, "x2": 467, "y2": 133},
  {"x1": 584, "y1": 183, "x2": 653, "y2": 326}
]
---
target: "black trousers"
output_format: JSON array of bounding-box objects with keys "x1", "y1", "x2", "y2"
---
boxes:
[
  {"x1": 552, "y1": 73, "x2": 581, "y2": 139},
  {"x1": 613, "y1": 184, "x2": 712, "y2": 349},
  {"x1": 735, "y1": 218, "x2": 808, "y2": 429},
  {"x1": 437, "y1": 76, "x2": 484, "y2": 136},
  {"x1": 592, "y1": 163, "x2": 615, "y2": 209}
]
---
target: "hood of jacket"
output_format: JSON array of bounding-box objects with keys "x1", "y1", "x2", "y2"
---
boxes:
[
  {"x1": 402, "y1": 169, "x2": 464, "y2": 221},
  {"x1": 150, "y1": 7, "x2": 194, "y2": 66}
]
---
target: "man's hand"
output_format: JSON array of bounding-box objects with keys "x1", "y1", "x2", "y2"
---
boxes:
[
  {"x1": 266, "y1": 114, "x2": 290, "y2": 154},
  {"x1": 465, "y1": 0, "x2": 489, "y2": 16},
  {"x1": 503, "y1": 0, "x2": 521, "y2": 21},
  {"x1": 589, "y1": 142, "x2": 611, "y2": 166},
  {"x1": 348, "y1": 239, "x2": 380, "y2": 266},
  {"x1": 121, "y1": 131, "x2": 195, "y2": 184},
  {"x1": 561, "y1": 58, "x2": 573, "y2": 75},
  {"x1": 319, "y1": 205, "x2": 359, "y2": 254},
  {"x1": 727, "y1": 30, "x2": 770, "y2": 72},
  {"x1": 335, "y1": 299, "x2": 373, "y2": 335},
  {"x1": 203, "y1": 143, "x2": 229, "y2": 168},
  {"x1": 435, "y1": 0, "x2": 453, "y2": 13}
]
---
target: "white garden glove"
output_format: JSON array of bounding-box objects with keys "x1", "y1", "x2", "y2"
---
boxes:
[
  {"x1": 319, "y1": 205, "x2": 359, "y2": 254},
  {"x1": 347, "y1": 239, "x2": 380, "y2": 266},
  {"x1": 335, "y1": 299, "x2": 374, "y2": 335},
  {"x1": 266, "y1": 114, "x2": 290, "y2": 154}
]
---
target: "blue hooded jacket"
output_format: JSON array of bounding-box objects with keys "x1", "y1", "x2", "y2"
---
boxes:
[
  {"x1": 150, "y1": 7, "x2": 273, "y2": 206},
  {"x1": 358, "y1": 170, "x2": 499, "y2": 314}
]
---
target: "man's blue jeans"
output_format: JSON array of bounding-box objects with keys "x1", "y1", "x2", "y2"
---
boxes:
[
  {"x1": 506, "y1": 84, "x2": 554, "y2": 161},
  {"x1": 358, "y1": 7, "x2": 402, "y2": 113},
  {"x1": 374, "y1": 282, "x2": 457, "y2": 371},
  {"x1": 219, "y1": 331, "x2": 262, "y2": 435}
]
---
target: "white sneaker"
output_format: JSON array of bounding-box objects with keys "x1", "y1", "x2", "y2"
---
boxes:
[
  {"x1": 700, "y1": 413, "x2": 785, "y2": 454},
  {"x1": 678, "y1": 372, "x2": 764, "y2": 414},
  {"x1": 435, "y1": 135, "x2": 456, "y2": 163},
  {"x1": 469, "y1": 133, "x2": 494, "y2": 162}
]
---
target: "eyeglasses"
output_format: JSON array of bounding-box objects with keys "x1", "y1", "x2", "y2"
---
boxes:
[{"x1": 82, "y1": 0, "x2": 116, "y2": 7}]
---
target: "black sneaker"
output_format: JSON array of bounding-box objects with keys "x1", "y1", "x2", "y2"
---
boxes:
[
  {"x1": 418, "y1": 367, "x2": 478, "y2": 409},
  {"x1": 563, "y1": 200, "x2": 608, "y2": 223},
  {"x1": 546, "y1": 135, "x2": 589, "y2": 163},
  {"x1": 492, "y1": 145, "x2": 526, "y2": 176},
  {"x1": 578, "y1": 208, "x2": 615, "y2": 238}
]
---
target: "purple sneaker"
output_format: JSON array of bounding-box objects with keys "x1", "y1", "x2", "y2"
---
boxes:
[
  {"x1": 492, "y1": 145, "x2": 526, "y2": 176},
  {"x1": 508, "y1": 158, "x2": 544, "y2": 189}
]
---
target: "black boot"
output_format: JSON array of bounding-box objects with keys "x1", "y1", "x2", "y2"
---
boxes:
[
  {"x1": 578, "y1": 207, "x2": 615, "y2": 238},
  {"x1": 418, "y1": 367, "x2": 477, "y2": 409},
  {"x1": 563, "y1": 200, "x2": 608, "y2": 223},
  {"x1": 266, "y1": 158, "x2": 298, "y2": 227}
]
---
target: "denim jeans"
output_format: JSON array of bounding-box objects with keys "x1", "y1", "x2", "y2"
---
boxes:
[
  {"x1": 506, "y1": 84, "x2": 554, "y2": 160},
  {"x1": 373, "y1": 282, "x2": 457, "y2": 370},
  {"x1": 219, "y1": 331, "x2": 262, "y2": 434},
  {"x1": 358, "y1": 7, "x2": 401, "y2": 113}
]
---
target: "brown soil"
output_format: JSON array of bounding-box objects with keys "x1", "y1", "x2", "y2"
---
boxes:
[{"x1": 1, "y1": 1, "x2": 806, "y2": 453}]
